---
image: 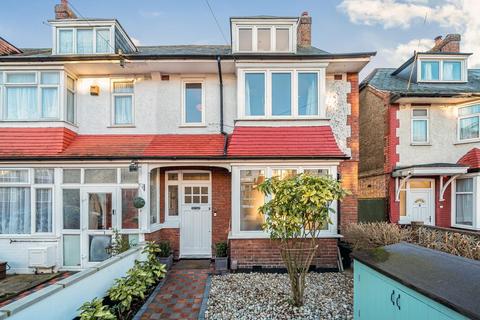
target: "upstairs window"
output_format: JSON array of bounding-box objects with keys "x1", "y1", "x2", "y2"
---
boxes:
[
  {"x1": 182, "y1": 81, "x2": 204, "y2": 125},
  {"x1": 419, "y1": 59, "x2": 465, "y2": 82},
  {"x1": 112, "y1": 81, "x2": 134, "y2": 125},
  {"x1": 245, "y1": 73, "x2": 265, "y2": 116},
  {"x1": 411, "y1": 109, "x2": 429, "y2": 144},
  {"x1": 420, "y1": 61, "x2": 439, "y2": 81},
  {"x1": 57, "y1": 27, "x2": 112, "y2": 55},
  {"x1": 66, "y1": 76, "x2": 76, "y2": 124},
  {"x1": 458, "y1": 104, "x2": 480, "y2": 141},
  {"x1": 443, "y1": 61, "x2": 462, "y2": 81},
  {"x1": 235, "y1": 24, "x2": 294, "y2": 53}
]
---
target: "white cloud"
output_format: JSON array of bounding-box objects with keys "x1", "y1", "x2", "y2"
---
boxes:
[
  {"x1": 338, "y1": 0, "x2": 480, "y2": 67},
  {"x1": 382, "y1": 38, "x2": 434, "y2": 65},
  {"x1": 131, "y1": 37, "x2": 141, "y2": 46}
]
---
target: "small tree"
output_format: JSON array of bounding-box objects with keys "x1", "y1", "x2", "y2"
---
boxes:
[{"x1": 258, "y1": 173, "x2": 347, "y2": 306}]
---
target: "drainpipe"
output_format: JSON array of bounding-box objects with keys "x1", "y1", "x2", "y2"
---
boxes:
[{"x1": 217, "y1": 55, "x2": 228, "y2": 156}]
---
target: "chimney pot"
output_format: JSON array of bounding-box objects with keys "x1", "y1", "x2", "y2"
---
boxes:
[
  {"x1": 297, "y1": 11, "x2": 312, "y2": 48},
  {"x1": 302, "y1": 11, "x2": 309, "y2": 16},
  {"x1": 429, "y1": 33, "x2": 461, "y2": 53},
  {"x1": 434, "y1": 35, "x2": 442, "y2": 45},
  {"x1": 55, "y1": 0, "x2": 77, "y2": 20}
]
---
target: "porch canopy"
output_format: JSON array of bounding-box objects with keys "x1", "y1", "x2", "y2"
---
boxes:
[{"x1": 392, "y1": 163, "x2": 468, "y2": 201}]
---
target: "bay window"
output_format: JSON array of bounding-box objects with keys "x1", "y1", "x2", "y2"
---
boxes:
[
  {"x1": 240, "y1": 170, "x2": 265, "y2": 231},
  {"x1": 66, "y1": 76, "x2": 76, "y2": 124},
  {"x1": 242, "y1": 69, "x2": 323, "y2": 118},
  {"x1": 458, "y1": 104, "x2": 480, "y2": 141},
  {"x1": 112, "y1": 81, "x2": 134, "y2": 125},
  {"x1": 455, "y1": 178, "x2": 474, "y2": 227}
]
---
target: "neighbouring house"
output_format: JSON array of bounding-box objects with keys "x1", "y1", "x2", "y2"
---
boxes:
[
  {"x1": 359, "y1": 34, "x2": 480, "y2": 231},
  {"x1": 0, "y1": 1, "x2": 374, "y2": 273}
]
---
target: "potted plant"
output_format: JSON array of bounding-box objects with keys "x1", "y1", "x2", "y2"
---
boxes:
[
  {"x1": 157, "y1": 241, "x2": 173, "y2": 269},
  {"x1": 215, "y1": 242, "x2": 228, "y2": 272}
]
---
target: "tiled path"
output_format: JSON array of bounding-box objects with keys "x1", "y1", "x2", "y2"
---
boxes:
[{"x1": 139, "y1": 262, "x2": 211, "y2": 320}]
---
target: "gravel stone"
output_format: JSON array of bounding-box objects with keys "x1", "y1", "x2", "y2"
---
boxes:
[{"x1": 205, "y1": 272, "x2": 353, "y2": 320}]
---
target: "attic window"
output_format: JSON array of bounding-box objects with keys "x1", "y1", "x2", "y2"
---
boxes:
[
  {"x1": 56, "y1": 27, "x2": 112, "y2": 55},
  {"x1": 419, "y1": 58, "x2": 465, "y2": 82},
  {"x1": 235, "y1": 25, "x2": 293, "y2": 53}
]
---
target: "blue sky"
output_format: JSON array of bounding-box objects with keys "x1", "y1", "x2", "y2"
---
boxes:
[{"x1": 1, "y1": 0, "x2": 477, "y2": 78}]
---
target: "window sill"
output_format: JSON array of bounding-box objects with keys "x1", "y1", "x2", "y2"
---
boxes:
[
  {"x1": 178, "y1": 124, "x2": 207, "y2": 128},
  {"x1": 454, "y1": 139, "x2": 480, "y2": 145},
  {"x1": 410, "y1": 143, "x2": 432, "y2": 146},
  {"x1": 451, "y1": 223, "x2": 479, "y2": 231},
  {"x1": 107, "y1": 125, "x2": 136, "y2": 128},
  {"x1": 236, "y1": 117, "x2": 327, "y2": 121}
]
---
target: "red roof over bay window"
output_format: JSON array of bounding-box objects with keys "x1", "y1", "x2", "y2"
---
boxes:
[{"x1": 458, "y1": 148, "x2": 480, "y2": 170}]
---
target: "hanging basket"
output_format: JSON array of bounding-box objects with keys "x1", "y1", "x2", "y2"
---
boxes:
[{"x1": 133, "y1": 197, "x2": 145, "y2": 209}]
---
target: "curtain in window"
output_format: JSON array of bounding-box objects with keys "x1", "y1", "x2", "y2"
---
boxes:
[
  {"x1": 36, "y1": 189, "x2": 52, "y2": 233},
  {"x1": 443, "y1": 62, "x2": 461, "y2": 81},
  {"x1": 41, "y1": 88, "x2": 58, "y2": 118},
  {"x1": 96, "y1": 29, "x2": 110, "y2": 53},
  {"x1": 460, "y1": 116, "x2": 480, "y2": 140},
  {"x1": 6, "y1": 87, "x2": 38, "y2": 120},
  {"x1": 456, "y1": 179, "x2": 474, "y2": 226},
  {"x1": 59, "y1": 30, "x2": 73, "y2": 54},
  {"x1": 77, "y1": 29, "x2": 93, "y2": 54},
  {"x1": 7, "y1": 73, "x2": 36, "y2": 83},
  {"x1": 114, "y1": 96, "x2": 133, "y2": 124},
  {"x1": 421, "y1": 61, "x2": 439, "y2": 81},
  {"x1": 0, "y1": 187, "x2": 31, "y2": 234},
  {"x1": 412, "y1": 119, "x2": 427, "y2": 142}
]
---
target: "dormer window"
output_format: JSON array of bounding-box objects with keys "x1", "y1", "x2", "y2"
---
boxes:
[{"x1": 418, "y1": 57, "x2": 467, "y2": 82}]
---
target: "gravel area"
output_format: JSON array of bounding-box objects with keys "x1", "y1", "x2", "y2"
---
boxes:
[{"x1": 205, "y1": 272, "x2": 353, "y2": 320}]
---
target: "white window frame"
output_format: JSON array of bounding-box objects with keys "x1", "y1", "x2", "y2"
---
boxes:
[
  {"x1": 410, "y1": 108, "x2": 429, "y2": 145},
  {"x1": 55, "y1": 26, "x2": 114, "y2": 55},
  {"x1": 232, "y1": 21, "x2": 296, "y2": 53},
  {"x1": 451, "y1": 175, "x2": 479, "y2": 230},
  {"x1": 238, "y1": 67, "x2": 326, "y2": 119},
  {"x1": 181, "y1": 79, "x2": 206, "y2": 126},
  {"x1": 417, "y1": 56, "x2": 468, "y2": 83},
  {"x1": 65, "y1": 73, "x2": 76, "y2": 125},
  {"x1": 231, "y1": 164, "x2": 338, "y2": 239},
  {"x1": 149, "y1": 168, "x2": 161, "y2": 228},
  {"x1": 111, "y1": 79, "x2": 135, "y2": 127},
  {"x1": 0, "y1": 71, "x2": 62, "y2": 122},
  {"x1": 457, "y1": 103, "x2": 480, "y2": 143},
  {"x1": 164, "y1": 170, "x2": 181, "y2": 223}
]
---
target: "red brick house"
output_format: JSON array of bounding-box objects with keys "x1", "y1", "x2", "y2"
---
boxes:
[
  {"x1": 0, "y1": 1, "x2": 374, "y2": 273},
  {"x1": 360, "y1": 34, "x2": 480, "y2": 231}
]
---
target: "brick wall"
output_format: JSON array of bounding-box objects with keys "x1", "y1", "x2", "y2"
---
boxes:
[
  {"x1": 359, "y1": 174, "x2": 388, "y2": 199},
  {"x1": 436, "y1": 177, "x2": 453, "y2": 228},
  {"x1": 230, "y1": 238, "x2": 338, "y2": 269},
  {"x1": 145, "y1": 228, "x2": 180, "y2": 257}
]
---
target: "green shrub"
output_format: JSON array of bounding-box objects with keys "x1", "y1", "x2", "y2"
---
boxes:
[
  {"x1": 110, "y1": 229, "x2": 131, "y2": 256},
  {"x1": 343, "y1": 222, "x2": 412, "y2": 250},
  {"x1": 78, "y1": 298, "x2": 115, "y2": 320},
  {"x1": 215, "y1": 242, "x2": 228, "y2": 257},
  {"x1": 158, "y1": 241, "x2": 172, "y2": 257}
]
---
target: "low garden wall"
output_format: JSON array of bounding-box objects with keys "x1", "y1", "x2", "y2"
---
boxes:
[{"x1": 0, "y1": 245, "x2": 145, "y2": 320}]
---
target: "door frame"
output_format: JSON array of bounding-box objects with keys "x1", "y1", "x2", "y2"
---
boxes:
[{"x1": 404, "y1": 179, "x2": 435, "y2": 225}]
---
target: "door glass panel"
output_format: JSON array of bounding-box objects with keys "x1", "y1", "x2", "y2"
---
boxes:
[
  {"x1": 63, "y1": 189, "x2": 80, "y2": 229},
  {"x1": 63, "y1": 235, "x2": 80, "y2": 266},
  {"x1": 84, "y1": 169, "x2": 117, "y2": 184},
  {"x1": 409, "y1": 180, "x2": 432, "y2": 189},
  {"x1": 121, "y1": 189, "x2": 138, "y2": 229},
  {"x1": 168, "y1": 185, "x2": 179, "y2": 216},
  {"x1": 167, "y1": 173, "x2": 178, "y2": 180},
  {"x1": 88, "y1": 193, "x2": 112, "y2": 230},
  {"x1": 182, "y1": 172, "x2": 209, "y2": 181},
  {"x1": 89, "y1": 235, "x2": 111, "y2": 262}
]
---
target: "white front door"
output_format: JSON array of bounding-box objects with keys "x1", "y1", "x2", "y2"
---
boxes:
[
  {"x1": 81, "y1": 187, "x2": 118, "y2": 267},
  {"x1": 407, "y1": 189, "x2": 434, "y2": 225},
  {"x1": 180, "y1": 184, "x2": 211, "y2": 258}
]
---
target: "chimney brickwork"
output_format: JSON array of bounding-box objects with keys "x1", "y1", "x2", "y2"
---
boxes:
[
  {"x1": 297, "y1": 11, "x2": 311, "y2": 47},
  {"x1": 429, "y1": 34, "x2": 461, "y2": 53},
  {"x1": 55, "y1": 0, "x2": 77, "y2": 20}
]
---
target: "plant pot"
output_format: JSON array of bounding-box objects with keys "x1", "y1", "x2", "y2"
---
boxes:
[
  {"x1": 158, "y1": 255, "x2": 173, "y2": 270},
  {"x1": 215, "y1": 257, "x2": 228, "y2": 271},
  {"x1": 0, "y1": 261, "x2": 8, "y2": 280}
]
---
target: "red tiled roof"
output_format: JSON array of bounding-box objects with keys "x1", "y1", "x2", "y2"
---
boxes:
[
  {"x1": 458, "y1": 148, "x2": 480, "y2": 169},
  {"x1": 227, "y1": 126, "x2": 345, "y2": 157}
]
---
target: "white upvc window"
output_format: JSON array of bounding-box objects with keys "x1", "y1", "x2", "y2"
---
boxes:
[
  {"x1": 56, "y1": 27, "x2": 113, "y2": 55},
  {"x1": 458, "y1": 104, "x2": 480, "y2": 142},
  {"x1": 418, "y1": 58, "x2": 467, "y2": 82},
  {"x1": 181, "y1": 80, "x2": 205, "y2": 126},
  {"x1": 0, "y1": 71, "x2": 61, "y2": 121},
  {"x1": 112, "y1": 80, "x2": 135, "y2": 126},
  {"x1": 234, "y1": 24, "x2": 295, "y2": 53},
  {"x1": 239, "y1": 68, "x2": 325, "y2": 119},
  {"x1": 165, "y1": 171, "x2": 180, "y2": 222},
  {"x1": 411, "y1": 108, "x2": 429, "y2": 144},
  {"x1": 452, "y1": 176, "x2": 479, "y2": 230},
  {"x1": 66, "y1": 75, "x2": 76, "y2": 124},
  {"x1": 0, "y1": 168, "x2": 54, "y2": 235},
  {"x1": 231, "y1": 165, "x2": 337, "y2": 238}
]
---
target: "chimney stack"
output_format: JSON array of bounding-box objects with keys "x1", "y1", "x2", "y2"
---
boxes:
[
  {"x1": 297, "y1": 11, "x2": 312, "y2": 48},
  {"x1": 429, "y1": 34, "x2": 461, "y2": 53},
  {"x1": 55, "y1": 0, "x2": 77, "y2": 20}
]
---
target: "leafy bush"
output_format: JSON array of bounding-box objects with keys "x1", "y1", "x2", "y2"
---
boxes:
[
  {"x1": 78, "y1": 298, "x2": 115, "y2": 320},
  {"x1": 158, "y1": 241, "x2": 172, "y2": 257},
  {"x1": 343, "y1": 222, "x2": 412, "y2": 250},
  {"x1": 215, "y1": 242, "x2": 228, "y2": 257},
  {"x1": 110, "y1": 229, "x2": 131, "y2": 256}
]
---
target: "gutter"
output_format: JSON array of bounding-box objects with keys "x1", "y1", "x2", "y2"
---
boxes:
[
  {"x1": 390, "y1": 92, "x2": 480, "y2": 103},
  {"x1": 217, "y1": 55, "x2": 229, "y2": 156}
]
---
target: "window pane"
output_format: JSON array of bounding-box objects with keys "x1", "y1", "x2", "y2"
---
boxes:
[
  {"x1": 412, "y1": 109, "x2": 427, "y2": 117},
  {"x1": 114, "y1": 96, "x2": 133, "y2": 125},
  {"x1": 240, "y1": 170, "x2": 265, "y2": 231},
  {"x1": 443, "y1": 61, "x2": 462, "y2": 81},
  {"x1": 298, "y1": 73, "x2": 318, "y2": 115},
  {"x1": 34, "y1": 169, "x2": 54, "y2": 184},
  {"x1": 257, "y1": 28, "x2": 271, "y2": 51},
  {"x1": 67, "y1": 76, "x2": 75, "y2": 91},
  {"x1": 6, "y1": 73, "x2": 36, "y2": 84},
  {"x1": 89, "y1": 235, "x2": 112, "y2": 262},
  {"x1": 238, "y1": 28, "x2": 252, "y2": 51},
  {"x1": 67, "y1": 90, "x2": 75, "y2": 123},
  {"x1": 168, "y1": 185, "x2": 179, "y2": 216},
  {"x1": 84, "y1": 169, "x2": 117, "y2": 184},
  {"x1": 459, "y1": 116, "x2": 480, "y2": 140},
  {"x1": 122, "y1": 189, "x2": 139, "y2": 229},
  {"x1": 456, "y1": 178, "x2": 473, "y2": 192},
  {"x1": 304, "y1": 169, "x2": 329, "y2": 177},
  {"x1": 412, "y1": 119, "x2": 428, "y2": 142},
  {"x1": 88, "y1": 193, "x2": 112, "y2": 230},
  {"x1": 35, "y1": 189, "x2": 52, "y2": 233},
  {"x1": 40, "y1": 72, "x2": 59, "y2": 85},
  {"x1": 58, "y1": 29, "x2": 73, "y2": 54},
  {"x1": 245, "y1": 73, "x2": 265, "y2": 116},
  {"x1": 63, "y1": 235, "x2": 80, "y2": 266},
  {"x1": 456, "y1": 194, "x2": 473, "y2": 226},
  {"x1": 77, "y1": 29, "x2": 93, "y2": 54},
  {"x1": 150, "y1": 169, "x2": 158, "y2": 224},
  {"x1": 63, "y1": 169, "x2": 81, "y2": 184},
  {"x1": 272, "y1": 73, "x2": 291, "y2": 116},
  {"x1": 96, "y1": 28, "x2": 110, "y2": 53},
  {"x1": 63, "y1": 189, "x2": 80, "y2": 229},
  {"x1": 276, "y1": 28, "x2": 289, "y2": 51},
  {"x1": 113, "y1": 81, "x2": 134, "y2": 93},
  {"x1": 421, "y1": 61, "x2": 439, "y2": 81},
  {"x1": 0, "y1": 169, "x2": 28, "y2": 183},
  {"x1": 182, "y1": 172, "x2": 209, "y2": 180},
  {"x1": 185, "y1": 83, "x2": 203, "y2": 123},
  {"x1": 459, "y1": 105, "x2": 480, "y2": 116},
  {"x1": 6, "y1": 87, "x2": 38, "y2": 120},
  {"x1": 409, "y1": 180, "x2": 432, "y2": 189},
  {"x1": 41, "y1": 87, "x2": 59, "y2": 118},
  {"x1": 0, "y1": 187, "x2": 31, "y2": 234},
  {"x1": 120, "y1": 168, "x2": 138, "y2": 184},
  {"x1": 167, "y1": 173, "x2": 178, "y2": 181},
  {"x1": 272, "y1": 169, "x2": 297, "y2": 179}
]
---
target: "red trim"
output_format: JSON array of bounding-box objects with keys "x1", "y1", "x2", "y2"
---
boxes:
[{"x1": 458, "y1": 148, "x2": 480, "y2": 169}]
